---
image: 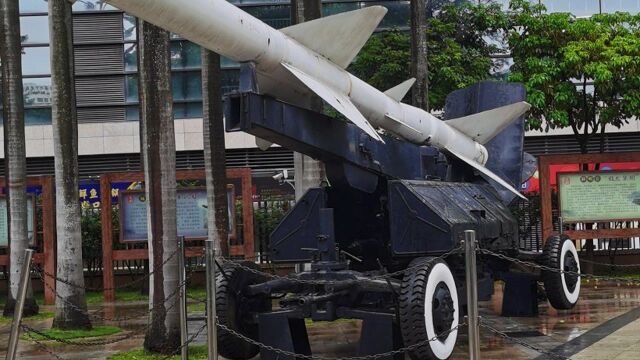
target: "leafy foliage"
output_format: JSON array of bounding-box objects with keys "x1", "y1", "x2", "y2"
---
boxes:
[
  {"x1": 349, "y1": 1, "x2": 508, "y2": 110},
  {"x1": 507, "y1": 0, "x2": 640, "y2": 152}
]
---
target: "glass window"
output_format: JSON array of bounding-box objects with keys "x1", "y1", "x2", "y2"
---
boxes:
[
  {"x1": 19, "y1": 0, "x2": 48, "y2": 13},
  {"x1": 124, "y1": 44, "x2": 137, "y2": 71},
  {"x1": 25, "y1": 108, "x2": 52, "y2": 125},
  {"x1": 123, "y1": 14, "x2": 137, "y2": 41},
  {"x1": 126, "y1": 106, "x2": 139, "y2": 121},
  {"x1": 20, "y1": 16, "x2": 49, "y2": 44},
  {"x1": 171, "y1": 41, "x2": 201, "y2": 69},
  {"x1": 72, "y1": 0, "x2": 116, "y2": 12},
  {"x1": 172, "y1": 72, "x2": 202, "y2": 100},
  {"x1": 173, "y1": 102, "x2": 203, "y2": 119},
  {"x1": 23, "y1": 77, "x2": 52, "y2": 106},
  {"x1": 601, "y1": 0, "x2": 640, "y2": 14},
  {"x1": 323, "y1": 2, "x2": 359, "y2": 16},
  {"x1": 221, "y1": 56, "x2": 240, "y2": 69},
  {"x1": 221, "y1": 69, "x2": 240, "y2": 95},
  {"x1": 244, "y1": 5, "x2": 291, "y2": 29},
  {"x1": 370, "y1": 1, "x2": 410, "y2": 29},
  {"x1": 542, "y1": 0, "x2": 600, "y2": 16},
  {"x1": 125, "y1": 75, "x2": 138, "y2": 102},
  {"x1": 21, "y1": 46, "x2": 50, "y2": 76}
]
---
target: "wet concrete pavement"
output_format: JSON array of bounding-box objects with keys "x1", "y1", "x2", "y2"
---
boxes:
[{"x1": 3, "y1": 283, "x2": 640, "y2": 359}]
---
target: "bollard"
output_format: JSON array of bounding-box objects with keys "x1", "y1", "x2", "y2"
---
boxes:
[
  {"x1": 178, "y1": 236, "x2": 189, "y2": 360},
  {"x1": 205, "y1": 240, "x2": 219, "y2": 360},
  {"x1": 464, "y1": 230, "x2": 481, "y2": 360},
  {"x1": 7, "y1": 249, "x2": 34, "y2": 360}
]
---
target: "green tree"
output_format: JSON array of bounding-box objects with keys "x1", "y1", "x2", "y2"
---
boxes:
[
  {"x1": 507, "y1": 0, "x2": 640, "y2": 153},
  {"x1": 349, "y1": 1, "x2": 508, "y2": 111}
]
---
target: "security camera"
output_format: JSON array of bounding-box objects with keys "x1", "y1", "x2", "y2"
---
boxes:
[{"x1": 272, "y1": 169, "x2": 289, "y2": 181}]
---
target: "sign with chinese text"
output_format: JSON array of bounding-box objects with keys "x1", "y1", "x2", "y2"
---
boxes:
[
  {"x1": 78, "y1": 182, "x2": 140, "y2": 209},
  {"x1": 120, "y1": 188, "x2": 209, "y2": 242},
  {"x1": 558, "y1": 171, "x2": 640, "y2": 222},
  {"x1": 0, "y1": 195, "x2": 36, "y2": 247}
]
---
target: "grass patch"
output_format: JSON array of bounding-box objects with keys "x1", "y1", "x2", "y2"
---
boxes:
[
  {"x1": 22, "y1": 325, "x2": 122, "y2": 341},
  {"x1": 107, "y1": 345, "x2": 208, "y2": 360},
  {"x1": 85, "y1": 290, "x2": 149, "y2": 304},
  {"x1": 304, "y1": 318, "x2": 358, "y2": 328},
  {"x1": 0, "y1": 311, "x2": 54, "y2": 324}
]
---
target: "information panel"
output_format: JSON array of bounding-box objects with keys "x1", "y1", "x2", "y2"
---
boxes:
[
  {"x1": 121, "y1": 188, "x2": 208, "y2": 242},
  {"x1": 558, "y1": 171, "x2": 640, "y2": 222},
  {"x1": 0, "y1": 196, "x2": 36, "y2": 247}
]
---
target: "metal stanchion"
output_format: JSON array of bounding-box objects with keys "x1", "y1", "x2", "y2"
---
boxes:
[
  {"x1": 558, "y1": 216, "x2": 564, "y2": 235},
  {"x1": 464, "y1": 230, "x2": 481, "y2": 360},
  {"x1": 7, "y1": 249, "x2": 35, "y2": 360},
  {"x1": 205, "y1": 240, "x2": 219, "y2": 360},
  {"x1": 178, "y1": 236, "x2": 188, "y2": 360}
]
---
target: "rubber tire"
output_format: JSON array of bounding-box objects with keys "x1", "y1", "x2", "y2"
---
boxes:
[
  {"x1": 216, "y1": 262, "x2": 270, "y2": 360},
  {"x1": 399, "y1": 257, "x2": 459, "y2": 360},
  {"x1": 541, "y1": 235, "x2": 581, "y2": 310}
]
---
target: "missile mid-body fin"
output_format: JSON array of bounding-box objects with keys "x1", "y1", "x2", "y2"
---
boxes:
[
  {"x1": 445, "y1": 102, "x2": 531, "y2": 144},
  {"x1": 281, "y1": 62, "x2": 384, "y2": 142},
  {"x1": 384, "y1": 78, "x2": 416, "y2": 102},
  {"x1": 280, "y1": 7, "x2": 387, "y2": 69}
]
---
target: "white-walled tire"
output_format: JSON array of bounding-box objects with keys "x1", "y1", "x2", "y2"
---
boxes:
[
  {"x1": 541, "y1": 235, "x2": 581, "y2": 310},
  {"x1": 399, "y1": 258, "x2": 459, "y2": 360}
]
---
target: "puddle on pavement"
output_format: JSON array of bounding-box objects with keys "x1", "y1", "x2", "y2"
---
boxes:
[{"x1": 3, "y1": 284, "x2": 639, "y2": 359}]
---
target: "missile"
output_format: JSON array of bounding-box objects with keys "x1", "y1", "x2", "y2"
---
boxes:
[{"x1": 105, "y1": 0, "x2": 530, "y2": 198}]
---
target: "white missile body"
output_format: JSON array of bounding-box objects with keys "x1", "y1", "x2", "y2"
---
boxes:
[{"x1": 106, "y1": 0, "x2": 529, "y2": 198}]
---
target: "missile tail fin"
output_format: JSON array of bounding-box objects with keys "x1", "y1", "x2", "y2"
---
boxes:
[
  {"x1": 447, "y1": 148, "x2": 527, "y2": 200},
  {"x1": 280, "y1": 6, "x2": 387, "y2": 68},
  {"x1": 281, "y1": 62, "x2": 384, "y2": 143},
  {"x1": 384, "y1": 78, "x2": 416, "y2": 102},
  {"x1": 446, "y1": 102, "x2": 531, "y2": 144}
]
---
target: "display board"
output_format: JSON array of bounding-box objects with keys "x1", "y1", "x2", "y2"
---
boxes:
[
  {"x1": 0, "y1": 195, "x2": 36, "y2": 247},
  {"x1": 558, "y1": 171, "x2": 640, "y2": 222},
  {"x1": 120, "y1": 186, "x2": 236, "y2": 242}
]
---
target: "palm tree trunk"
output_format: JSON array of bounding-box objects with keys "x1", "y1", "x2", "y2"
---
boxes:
[
  {"x1": 138, "y1": 20, "x2": 180, "y2": 354},
  {"x1": 1, "y1": 0, "x2": 38, "y2": 317},
  {"x1": 49, "y1": 0, "x2": 91, "y2": 330},
  {"x1": 202, "y1": 50, "x2": 229, "y2": 256},
  {"x1": 410, "y1": 0, "x2": 429, "y2": 110},
  {"x1": 291, "y1": 0, "x2": 326, "y2": 201}
]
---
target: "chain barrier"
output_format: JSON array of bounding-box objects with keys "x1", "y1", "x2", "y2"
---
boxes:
[
  {"x1": 217, "y1": 319, "x2": 465, "y2": 360},
  {"x1": 579, "y1": 258, "x2": 640, "y2": 268},
  {"x1": 479, "y1": 320, "x2": 568, "y2": 360},
  {"x1": 21, "y1": 324, "x2": 134, "y2": 347},
  {"x1": 218, "y1": 245, "x2": 463, "y2": 285},
  {"x1": 478, "y1": 248, "x2": 640, "y2": 285},
  {"x1": 36, "y1": 248, "x2": 180, "y2": 293},
  {"x1": 21, "y1": 325, "x2": 65, "y2": 360}
]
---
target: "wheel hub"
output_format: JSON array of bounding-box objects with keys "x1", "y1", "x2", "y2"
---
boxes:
[
  {"x1": 563, "y1": 252, "x2": 579, "y2": 292},
  {"x1": 432, "y1": 282, "x2": 455, "y2": 341}
]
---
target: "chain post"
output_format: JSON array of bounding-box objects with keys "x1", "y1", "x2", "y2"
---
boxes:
[
  {"x1": 464, "y1": 230, "x2": 481, "y2": 360},
  {"x1": 558, "y1": 216, "x2": 564, "y2": 235},
  {"x1": 8, "y1": 249, "x2": 35, "y2": 360},
  {"x1": 205, "y1": 240, "x2": 218, "y2": 360},
  {"x1": 177, "y1": 236, "x2": 188, "y2": 360}
]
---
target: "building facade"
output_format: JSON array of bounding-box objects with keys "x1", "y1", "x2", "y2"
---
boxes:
[{"x1": 1, "y1": 0, "x2": 639, "y2": 182}]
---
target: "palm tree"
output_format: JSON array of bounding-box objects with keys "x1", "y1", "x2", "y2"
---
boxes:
[
  {"x1": 138, "y1": 20, "x2": 180, "y2": 354},
  {"x1": 0, "y1": 0, "x2": 39, "y2": 317},
  {"x1": 290, "y1": 0, "x2": 326, "y2": 201},
  {"x1": 49, "y1": 0, "x2": 91, "y2": 330},
  {"x1": 410, "y1": 0, "x2": 429, "y2": 110},
  {"x1": 201, "y1": 49, "x2": 229, "y2": 256}
]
